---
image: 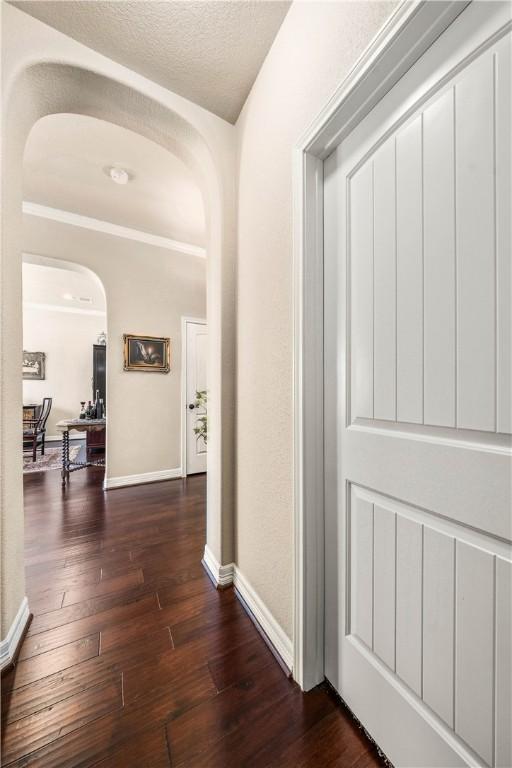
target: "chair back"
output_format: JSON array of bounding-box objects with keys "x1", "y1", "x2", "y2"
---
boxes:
[{"x1": 37, "y1": 397, "x2": 52, "y2": 431}]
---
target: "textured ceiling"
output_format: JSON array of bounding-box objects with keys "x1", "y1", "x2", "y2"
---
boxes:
[
  {"x1": 10, "y1": 0, "x2": 290, "y2": 123},
  {"x1": 24, "y1": 113, "x2": 206, "y2": 246}
]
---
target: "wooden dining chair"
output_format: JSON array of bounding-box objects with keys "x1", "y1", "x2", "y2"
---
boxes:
[{"x1": 23, "y1": 397, "x2": 52, "y2": 462}]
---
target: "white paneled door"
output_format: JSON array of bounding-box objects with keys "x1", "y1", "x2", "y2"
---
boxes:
[
  {"x1": 324, "y1": 3, "x2": 511, "y2": 767},
  {"x1": 184, "y1": 320, "x2": 207, "y2": 475}
]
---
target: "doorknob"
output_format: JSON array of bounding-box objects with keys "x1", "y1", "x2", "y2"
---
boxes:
[{"x1": 188, "y1": 403, "x2": 196, "y2": 410}]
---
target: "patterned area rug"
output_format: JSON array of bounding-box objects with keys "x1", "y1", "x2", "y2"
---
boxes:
[{"x1": 23, "y1": 446, "x2": 81, "y2": 474}]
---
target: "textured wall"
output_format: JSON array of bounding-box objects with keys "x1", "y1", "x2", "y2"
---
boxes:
[
  {"x1": 23, "y1": 216, "x2": 206, "y2": 477},
  {"x1": 236, "y1": 1, "x2": 397, "y2": 639}
]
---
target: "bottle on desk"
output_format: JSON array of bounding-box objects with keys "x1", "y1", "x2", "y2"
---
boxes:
[{"x1": 95, "y1": 390, "x2": 104, "y2": 420}]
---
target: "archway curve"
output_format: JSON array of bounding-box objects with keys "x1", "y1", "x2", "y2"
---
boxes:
[
  {"x1": 8, "y1": 62, "x2": 221, "y2": 248},
  {"x1": 23, "y1": 252, "x2": 108, "y2": 303},
  {"x1": 21, "y1": 251, "x2": 108, "y2": 468},
  {"x1": 1, "y1": 52, "x2": 234, "y2": 635}
]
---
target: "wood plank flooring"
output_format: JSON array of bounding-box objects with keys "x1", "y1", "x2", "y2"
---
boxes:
[{"x1": 1, "y1": 466, "x2": 384, "y2": 767}]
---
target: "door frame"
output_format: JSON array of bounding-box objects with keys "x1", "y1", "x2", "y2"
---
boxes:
[
  {"x1": 292, "y1": 0, "x2": 470, "y2": 691},
  {"x1": 181, "y1": 315, "x2": 207, "y2": 478}
]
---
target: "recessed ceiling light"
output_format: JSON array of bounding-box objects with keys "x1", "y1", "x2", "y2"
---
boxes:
[
  {"x1": 107, "y1": 166, "x2": 130, "y2": 185},
  {"x1": 62, "y1": 293, "x2": 92, "y2": 303}
]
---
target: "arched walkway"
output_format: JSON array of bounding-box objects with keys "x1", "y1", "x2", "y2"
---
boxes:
[{"x1": 1, "y1": 31, "x2": 235, "y2": 639}]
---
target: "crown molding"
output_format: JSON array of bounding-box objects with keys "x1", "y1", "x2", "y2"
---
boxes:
[
  {"x1": 23, "y1": 201, "x2": 206, "y2": 259},
  {"x1": 23, "y1": 301, "x2": 106, "y2": 317}
]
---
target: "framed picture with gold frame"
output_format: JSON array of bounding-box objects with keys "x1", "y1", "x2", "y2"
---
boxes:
[{"x1": 123, "y1": 334, "x2": 170, "y2": 373}]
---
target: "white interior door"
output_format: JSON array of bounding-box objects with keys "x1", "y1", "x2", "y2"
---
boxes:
[
  {"x1": 185, "y1": 320, "x2": 207, "y2": 475},
  {"x1": 324, "y1": 4, "x2": 511, "y2": 767}
]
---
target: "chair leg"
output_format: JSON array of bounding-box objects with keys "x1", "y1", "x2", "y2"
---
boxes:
[
  {"x1": 32, "y1": 438, "x2": 37, "y2": 462},
  {"x1": 41, "y1": 434, "x2": 45, "y2": 456}
]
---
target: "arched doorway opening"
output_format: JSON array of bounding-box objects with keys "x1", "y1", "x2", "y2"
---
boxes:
[
  {"x1": 22, "y1": 253, "x2": 108, "y2": 473},
  {"x1": 1, "y1": 54, "x2": 235, "y2": 644},
  {"x1": 23, "y1": 112, "x2": 207, "y2": 490}
]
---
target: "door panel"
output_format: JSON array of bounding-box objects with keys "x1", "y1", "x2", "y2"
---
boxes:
[
  {"x1": 373, "y1": 140, "x2": 396, "y2": 422},
  {"x1": 350, "y1": 496, "x2": 373, "y2": 649},
  {"x1": 185, "y1": 320, "x2": 207, "y2": 475},
  {"x1": 496, "y1": 557, "x2": 512, "y2": 767},
  {"x1": 455, "y1": 542, "x2": 495, "y2": 765},
  {"x1": 349, "y1": 161, "x2": 374, "y2": 420},
  {"x1": 423, "y1": 88, "x2": 456, "y2": 427},
  {"x1": 324, "y1": 3, "x2": 512, "y2": 766},
  {"x1": 396, "y1": 115, "x2": 423, "y2": 424},
  {"x1": 344, "y1": 484, "x2": 510, "y2": 765},
  {"x1": 347, "y1": 28, "x2": 510, "y2": 436},
  {"x1": 395, "y1": 515, "x2": 422, "y2": 696},
  {"x1": 422, "y1": 525, "x2": 455, "y2": 728},
  {"x1": 496, "y1": 34, "x2": 512, "y2": 434},
  {"x1": 456, "y1": 54, "x2": 496, "y2": 431}
]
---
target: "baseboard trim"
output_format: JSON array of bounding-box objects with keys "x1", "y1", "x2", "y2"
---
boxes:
[
  {"x1": 200, "y1": 548, "x2": 293, "y2": 673},
  {"x1": 233, "y1": 567, "x2": 293, "y2": 674},
  {"x1": 201, "y1": 545, "x2": 235, "y2": 588},
  {"x1": 104, "y1": 467, "x2": 182, "y2": 490},
  {"x1": 1, "y1": 597, "x2": 31, "y2": 672}
]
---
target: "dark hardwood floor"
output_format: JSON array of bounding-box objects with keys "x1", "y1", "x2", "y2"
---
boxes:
[{"x1": 1, "y1": 466, "x2": 384, "y2": 767}]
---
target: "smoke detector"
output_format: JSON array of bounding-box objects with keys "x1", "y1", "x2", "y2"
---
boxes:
[{"x1": 106, "y1": 166, "x2": 130, "y2": 185}]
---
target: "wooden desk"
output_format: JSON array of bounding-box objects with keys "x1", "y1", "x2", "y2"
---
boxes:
[{"x1": 56, "y1": 419, "x2": 106, "y2": 486}]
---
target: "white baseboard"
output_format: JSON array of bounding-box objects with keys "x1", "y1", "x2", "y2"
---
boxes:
[
  {"x1": 233, "y1": 567, "x2": 293, "y2": 673},
  {"x1": 202, "y1": 545, "x2": 235, "y2": 588},
  {"x1": 104, "y1": 467, "x2": 182, "y2": 490},
  {"x1": 0, "y1": 597, "x2": 30, "y2": 671},
  {"x1": 201, "y1": 546, "x2": 293, "y2": 673},
  {"x1": 200, "y1": 546, "x2": 293, "y2": 673}
]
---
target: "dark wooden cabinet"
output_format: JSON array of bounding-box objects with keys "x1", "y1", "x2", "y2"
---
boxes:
[
  {"x1": 92, "y1": 345, "x2": 106, "y2": 408},
  {"x1": 90, "y1": 345, "x2": 106, "y2": 462},
  {"x1": 86, "y1": 427, "x2": 106, "y2": 461}
]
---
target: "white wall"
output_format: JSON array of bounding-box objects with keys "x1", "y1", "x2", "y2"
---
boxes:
[
  {"x1": 23, "y1": 306, "x2": 105, "y2": 438},
  {"x1": 23, "y1": 215, "x2": 206, "y2": 477},
  {"x1": 235, "y1": 1, "x2": 397, "y2": 639}
]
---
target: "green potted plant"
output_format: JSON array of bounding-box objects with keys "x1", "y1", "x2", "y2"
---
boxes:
[{"x1": 193, "y1": 390, "x2": 207, "y2": 444}]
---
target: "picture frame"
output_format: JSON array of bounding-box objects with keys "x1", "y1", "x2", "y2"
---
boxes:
[
  {"x1": 123, "y1": 334, "x2": 170, "y2": 373},
  {"x1": 23, "y1": 351, "x2": 46, "y2": 380}
]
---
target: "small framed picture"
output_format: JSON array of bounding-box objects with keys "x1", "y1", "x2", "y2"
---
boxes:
[
  {"x1": 123, "y1": 334, "x2": 170, "y2": 373},
  {"x1": 23, "y1": 351, "x2": 46, "y2": 380}
]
